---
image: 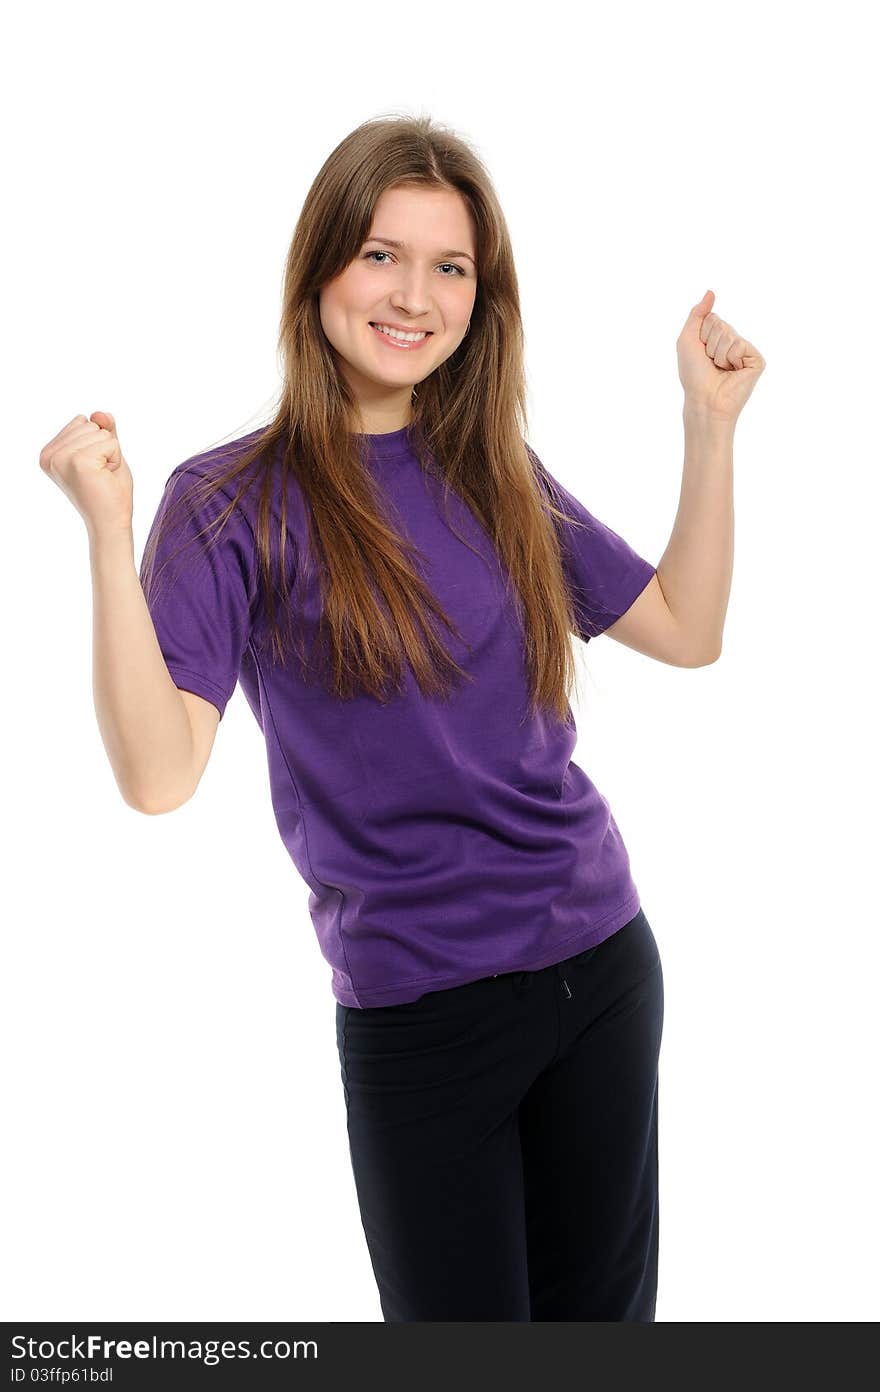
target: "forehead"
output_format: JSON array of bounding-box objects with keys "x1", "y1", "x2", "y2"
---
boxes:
[{"x1": 369, "y1": 185, "x2": 476, "y2": 249}]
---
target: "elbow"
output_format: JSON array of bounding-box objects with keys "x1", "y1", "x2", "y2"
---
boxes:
[
  {"x1": 692, "y1": 645, "x2": 722, "y2": 668},
  {"x1": 123, "y1": 784, "x2": 194, "y2": 816},
  {"x1": 678, "y1": 638, "x2": 723, "y2": 667}
]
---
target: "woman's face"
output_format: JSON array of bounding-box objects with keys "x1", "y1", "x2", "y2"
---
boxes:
[{"x1": 319, "y1": 184, "x2": 478, "y2": 434}]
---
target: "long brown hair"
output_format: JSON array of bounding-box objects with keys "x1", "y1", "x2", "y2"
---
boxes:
[{"x1": 141, "y1": 112, "x2": 596, "y2": 725}]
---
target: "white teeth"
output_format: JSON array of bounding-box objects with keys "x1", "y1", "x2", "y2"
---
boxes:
[{"x1": 372, "y1": 323, "x2": 428, "y2": 342}]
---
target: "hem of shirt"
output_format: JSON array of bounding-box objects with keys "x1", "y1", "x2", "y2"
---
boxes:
[
  {"x1": 164, "y1": 664, "x2": 230, "y2": 720},
  {"x1": 587, "y1": 561, "x2": 657, "y2": 639},
  {"x1": 332, "y1": 886, "x2": 643, "y2": 1008}
]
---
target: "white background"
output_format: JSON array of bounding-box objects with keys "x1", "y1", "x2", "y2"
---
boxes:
[{"x1": 4, "y1": 0, "x2": 877, "y2": 1323}]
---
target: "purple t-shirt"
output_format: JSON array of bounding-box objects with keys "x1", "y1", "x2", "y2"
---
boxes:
[{"x1": 140, "y1": 425, "x2": 656, "y2": 1007}]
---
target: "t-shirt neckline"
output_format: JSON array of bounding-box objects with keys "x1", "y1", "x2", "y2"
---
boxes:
[{"x1": 352, "y1": 424, "x2": 415, "y2": 461}]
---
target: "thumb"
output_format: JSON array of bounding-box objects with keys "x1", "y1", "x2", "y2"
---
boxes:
[
  {"x1": 689, "y1": 288, "x2": 715, "y2": 321},
  {"x1": 89, "y1": 411, "x2": 123, "y2": 468}
]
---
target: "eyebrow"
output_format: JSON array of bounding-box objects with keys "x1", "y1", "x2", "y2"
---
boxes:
[{"x1": 364, "y1": 235, "x2": 475, "y2": 266}]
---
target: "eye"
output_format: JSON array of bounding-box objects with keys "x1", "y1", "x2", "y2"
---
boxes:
[{"x1": 363, "y1": 250, "x2": 466, "y2": 276}]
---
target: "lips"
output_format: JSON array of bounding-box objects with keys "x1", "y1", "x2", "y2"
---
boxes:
[
  {"x1": 369, "y1": 322, "x2": 433, "y2": 337},
  {"x1": 369, "y1": 322, "x2": 434, "y2": 351}
]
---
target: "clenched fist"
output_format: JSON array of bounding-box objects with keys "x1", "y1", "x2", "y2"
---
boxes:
[{"x1": 40, "y1": 411, "x2": 134, "y2": 541}]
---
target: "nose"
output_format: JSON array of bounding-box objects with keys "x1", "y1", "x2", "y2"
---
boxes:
[
  {"x1": 389, "y1": 269, "x2": 435, "y2": 318},
  {"x1": 390, "y1": 300, "x2": 431, "y2": 322}
]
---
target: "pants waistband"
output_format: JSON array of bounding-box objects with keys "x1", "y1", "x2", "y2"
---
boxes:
[{"x1": 513, "y1": 960, "x2": 572, "y2": 998}]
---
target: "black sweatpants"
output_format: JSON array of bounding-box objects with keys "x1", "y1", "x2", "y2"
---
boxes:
[{"x1": 335, "y1": 906, "x2": 664, "y2": 1321}]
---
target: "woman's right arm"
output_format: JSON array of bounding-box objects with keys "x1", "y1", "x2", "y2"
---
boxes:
[
  {"x1": 89, "y1": 526, "x2": 202, "y2": 813},
  {"x1": 41, "y1": 411, "x2": 203, "y2": 815}
]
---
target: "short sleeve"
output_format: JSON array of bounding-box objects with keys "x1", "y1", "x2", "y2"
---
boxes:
[
  {"x1": 529, "y1": 448, "x2": 657, "y2": 642},
  {"x1": 139, "y1": 464, "x2": 259, "y2": 720}
]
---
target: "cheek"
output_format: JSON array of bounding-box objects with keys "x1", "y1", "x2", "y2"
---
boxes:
[
  {"x1": 322, "y1": 268, "x2": 367, "y2": 316},
  {"x1": 453, "y1": 290, "x2": 477, "y2": 327},
  {"x1": 321, "y1": 287, "x2": 362, "y2": 346},
  {"x1": 334, "y1": 267, "x2": 373, "y2": 310},
  {"x1": 449, "y1": 283, "x2": 477, "y2": 322}
]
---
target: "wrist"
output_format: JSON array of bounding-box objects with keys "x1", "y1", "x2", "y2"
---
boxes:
[
  {"x1": 88, "y1": 525, "x2": 135, "y2": 564},
  {"x1": 683, "y1": 405, "x2": 737, "y2": 436}
]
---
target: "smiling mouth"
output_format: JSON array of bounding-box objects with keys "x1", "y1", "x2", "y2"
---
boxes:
[{"x1": 368, "y1": 323, "x2": 434, "y2": 349}]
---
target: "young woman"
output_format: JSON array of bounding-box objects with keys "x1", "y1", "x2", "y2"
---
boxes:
[{"x1": 40, "y1": 114, "x2": 764, "y2": 1322}]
